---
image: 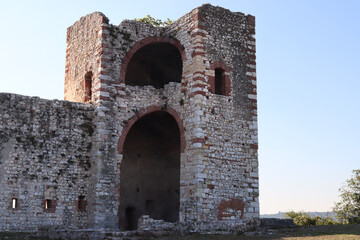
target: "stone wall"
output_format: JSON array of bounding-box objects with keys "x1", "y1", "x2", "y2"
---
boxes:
[
  {"x1": 260, "y1": 218, "x2": 295, "y2": 228},
  {"x1": 0, "y1": 3, "x2": 259, "y2": 233},
  {"x1": 0, "y1": 93, "x2": 94, "y2": 231},
  {"x1": 77, "y1": 4, "x2": 259, "y2": 230},
  {"x1": 194, "y1": 4, "x2": 259, "y2": 222},
  {"x1": 64, "y1": 12, "x2": 109, "y2": 103}
]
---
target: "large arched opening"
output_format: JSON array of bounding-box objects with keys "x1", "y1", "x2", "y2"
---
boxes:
[
  {"x1": 124, "y1": 40, "x2": 183, "y2": 89},
  {"x1": 119, "y1": 111, "x2": 180, "y2": 230}
]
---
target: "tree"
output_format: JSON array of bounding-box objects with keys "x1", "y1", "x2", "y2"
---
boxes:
[
  {"x1": 135, "y1": 15, "x2": 172, "y2": 27},
  {"x1": 333, "y1": 169, "x2": 360, "y2": 224}
]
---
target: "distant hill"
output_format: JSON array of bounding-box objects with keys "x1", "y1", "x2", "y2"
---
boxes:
[{"x1": 261, "y1": 211, "x2": 336, "y2": 219}]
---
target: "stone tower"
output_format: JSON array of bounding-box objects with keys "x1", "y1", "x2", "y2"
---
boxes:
[{"x1": 0, "y1": 4, "x2": 258, "y2": 233}]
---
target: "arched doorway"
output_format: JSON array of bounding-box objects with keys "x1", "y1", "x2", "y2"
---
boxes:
[{"x1": 119, "y1": 111, "x2": 180, "y2": 230}]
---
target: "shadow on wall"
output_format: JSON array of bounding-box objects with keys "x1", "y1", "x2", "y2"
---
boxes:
[{"x1": 119, "y1": 111, "x2": 180, "y2": 230}]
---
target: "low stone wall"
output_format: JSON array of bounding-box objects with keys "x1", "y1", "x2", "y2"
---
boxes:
[{"x1": 260, "y1": 218, "x2": 295, "y2": 228}]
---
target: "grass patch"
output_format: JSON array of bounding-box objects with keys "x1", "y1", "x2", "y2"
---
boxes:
[
  {"x1": 1, "y1": 224, "x2": 360, "y2": 240},
  {"x1": 159, "y1": 224, "x2": 360, "y2": 240}
]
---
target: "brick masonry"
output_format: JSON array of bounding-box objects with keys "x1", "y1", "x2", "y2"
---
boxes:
[{"x1": 0, "y1": 4, "x2": 259, "y2": 233}]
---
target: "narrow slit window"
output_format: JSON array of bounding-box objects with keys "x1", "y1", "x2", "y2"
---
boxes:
[
  {"x1": 12, "y1": 198, "x2": 17, "y2": 209},
  {"x1": 45, "y1": 199, "x2": 50, "y2": 209},
  {"x1": 84, "y1": 71, "x2": 93, "y2": 102},
  {"x1": 78, "y1": 196, "x2": 86, "y2": 212},
  {"x1": 45, "y1": 199, "x2": 55, "y2": 212},
  {"x1": 215, "y1": 68, "x2": 225, "y2": 95}
]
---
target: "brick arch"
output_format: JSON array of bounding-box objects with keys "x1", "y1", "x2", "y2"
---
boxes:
[
  {"x1": 117, "y1": 105, "x2": 185, "y2": 154},
  {"x1": 120, "y1": 36, "x2": 186, "y2": 83},
  {"x1": 210, "y1": 61, "x2": 232, "y2": 72}
]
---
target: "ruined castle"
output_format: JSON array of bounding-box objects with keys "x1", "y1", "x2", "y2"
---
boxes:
[{"x1": 0, "y1": 4, "x2": 259, "y2": 234}]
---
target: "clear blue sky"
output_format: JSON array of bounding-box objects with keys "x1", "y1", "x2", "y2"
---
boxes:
[{"x1": 1, "y1": 0, "x2": 359, "y2": 214}]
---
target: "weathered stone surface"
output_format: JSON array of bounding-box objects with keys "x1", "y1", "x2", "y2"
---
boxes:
[
  {"x1": 0, "y1": 4, "x2": 259, "y2": 234},
  {"x1": 0, "y1": 94, "x2": 94, "y2": 231}
]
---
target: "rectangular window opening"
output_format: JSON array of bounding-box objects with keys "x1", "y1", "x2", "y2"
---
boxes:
[
  {"x1": 45, "y1": 199, "x2": 54, "y2": 211},
  {"x1": 215, "y1": 68, "x2": 226, "y2": 95},
  {"x1": 78, "y1": 196, "x2": 86, "y2": 212},
  {"x1": 84, "y1": 71, "x2": 93, "y2": 102},
  {"x1": 12, "y1": 198, "x2": 17, "y2": 209}
]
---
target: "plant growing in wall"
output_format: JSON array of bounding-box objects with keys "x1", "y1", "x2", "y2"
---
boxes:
[{"x1": 135, "y1": 15, "x2": 172, "y2": 27}]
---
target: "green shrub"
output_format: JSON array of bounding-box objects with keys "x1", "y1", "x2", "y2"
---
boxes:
[
  {"x1": 134, "y1": 15, "x2": 172, "y2": 27},
  {"x1": 294, "y1": 212, "x2": 314, "y2": 226},
  {"x1": 285, "y1": 210, "x2": 300, "y2": 219},
  {"x1": 322, "y1": 216, "x2": 337, "y2": 225},
  {"x1": 286, "y1": 211, "x2": 338, "y2": 226}
]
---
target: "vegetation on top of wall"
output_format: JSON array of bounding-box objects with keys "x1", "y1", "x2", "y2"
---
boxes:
[{"x1": 135, "y1": 15, "x2": 172, "y2": 27}]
